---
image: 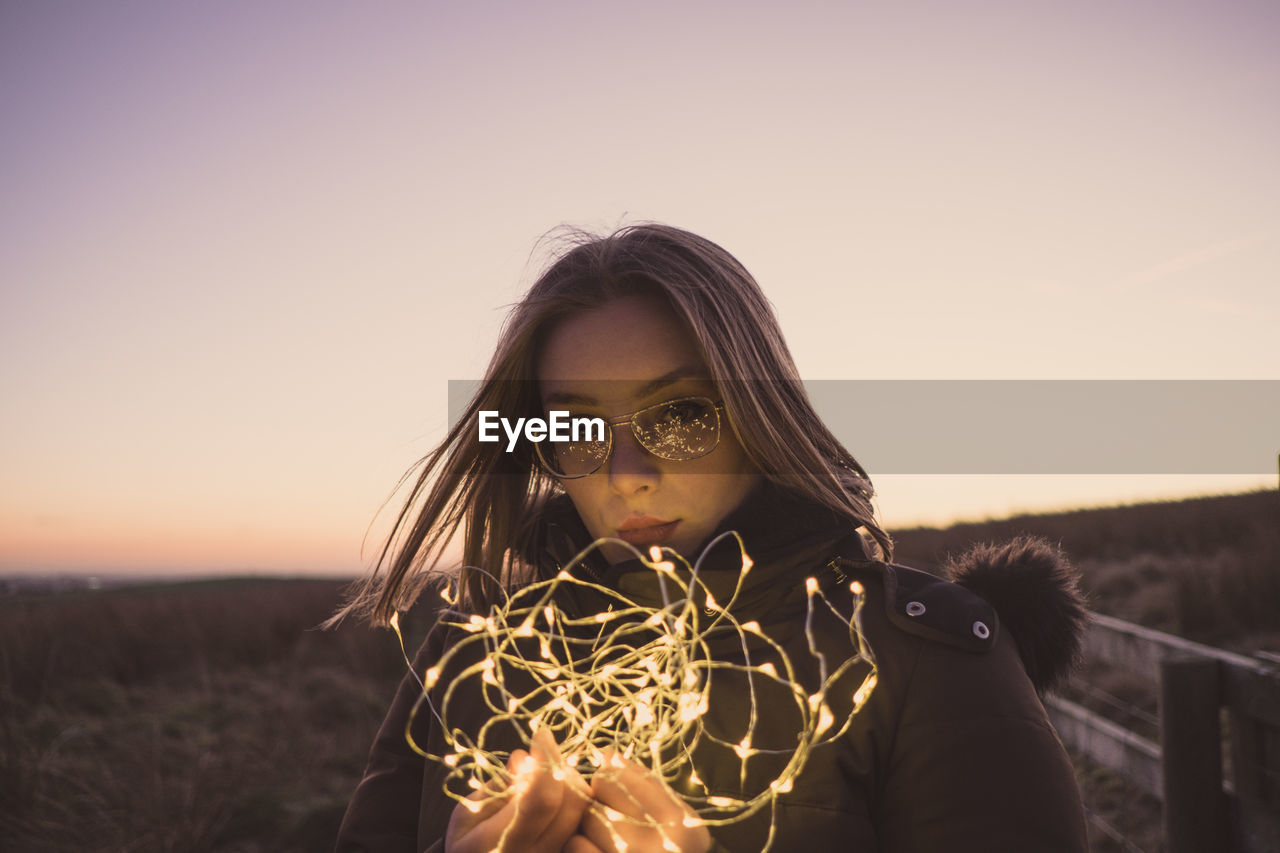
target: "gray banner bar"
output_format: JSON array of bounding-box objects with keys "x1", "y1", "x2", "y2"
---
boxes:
[{"x1": 808, "y1": 380, "x2": 1277, "y2": 474}]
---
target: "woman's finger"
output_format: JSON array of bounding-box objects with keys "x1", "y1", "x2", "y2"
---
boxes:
[
  {"x1": 579, "y1": 799, "x2": 627, "y2": 852},
  {"x1": 591, "y1": 752, "x2": 687, "y2": 824},
  {"x1": 563, "y1": 834, "x2": 606, "y2": 853},
  {"x1": 580, "y1": 753, "x2": 712, "y2": 853},
  {"x1": 448, "y1": 740, "x2": 577, "y2": 853},
  {"x1": 527, "y1": 731, "x2": 591, "y2": 848}
]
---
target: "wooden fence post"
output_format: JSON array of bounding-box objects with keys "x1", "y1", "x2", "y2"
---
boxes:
[{"x1": 1160, "y1": 654, "x2": 1227, "y2": 853}]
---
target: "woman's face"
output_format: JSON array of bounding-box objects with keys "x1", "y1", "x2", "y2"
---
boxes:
[{"x1": 537, "y1": 294, "x2": 760, "y2": 563}]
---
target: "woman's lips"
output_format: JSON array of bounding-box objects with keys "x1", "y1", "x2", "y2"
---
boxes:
[{"x1": 615, "y1": 516, "x2": 680, "y2": 545}]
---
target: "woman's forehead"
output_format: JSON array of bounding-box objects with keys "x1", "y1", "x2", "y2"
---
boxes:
[
  {"x1": 536, "y1": 295, "x2": 710, "y2": 395},
  {"x1": 541, "y1": 366, "x2": 714, "y2": 410}
]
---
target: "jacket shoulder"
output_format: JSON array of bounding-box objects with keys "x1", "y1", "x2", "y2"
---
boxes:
[
  {"x1": 834, "y1": 557, "x2": 999, "y2": 654},
  {"x1": 837, "y1": 533, "x2": 1089, "y2": 692}
]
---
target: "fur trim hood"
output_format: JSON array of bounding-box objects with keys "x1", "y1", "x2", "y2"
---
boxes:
[{"x1": 943, "y1": 535, "x2": 1089, "y2": 693}]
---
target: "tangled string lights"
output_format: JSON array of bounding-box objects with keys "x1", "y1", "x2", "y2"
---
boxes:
[{"x1": 392, "y1": 532, "x2": 878, "y2": 851}]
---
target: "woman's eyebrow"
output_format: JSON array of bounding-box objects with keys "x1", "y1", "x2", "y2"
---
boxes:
[
  {"x1": 633, "y1": 366, "x2": 712, "y2": 400},
  {"x1": 542, "y1": 366, "x2": 710, "y2": 406}
]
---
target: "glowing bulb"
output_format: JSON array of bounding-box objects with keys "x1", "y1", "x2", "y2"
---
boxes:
[
  {"x1": 805, "y1": 577, "x2": 818, "y2": 595},
  {"x1": 850, "y1": 580, "x2": 864, "y2": 595},
  {"x1": 425, "y1": 666, "x2": 440, "y2": 689},
  {"x1": 704, "y1": 591, "x2": 720, "y2": 612},
  {"x1": 733, "y1": 737, "x2": 753, "y2": 759},
  {"x1": 816, "y1": 704, "x2": 835, "y2": 736},
  {"x1": 854, "y1": 674, "x2": 877, "y2": 708},
  {"x1": 649, "y1": 546, "x2": 663, "y2": 562},
  {"x1": 758, "y1": 662, "x2": 777, "y2": 678}
]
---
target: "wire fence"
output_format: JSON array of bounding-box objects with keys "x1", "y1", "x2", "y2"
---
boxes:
[{"x1": 1048, "y1": 611, "x2": 1280, "y2": 853}]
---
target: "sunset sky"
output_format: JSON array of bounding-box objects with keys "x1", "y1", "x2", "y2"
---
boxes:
[{"x1": 2, "y1": 0, "x2": 1276, "y2": 577}]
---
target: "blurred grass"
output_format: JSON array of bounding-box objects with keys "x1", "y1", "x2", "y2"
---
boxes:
[
  {"x1": 2, "y1": 489, "x2": 1275, "y2": 851},
  {"x1": 0, "y1": 578, "x2": 436, "y2": 853}
]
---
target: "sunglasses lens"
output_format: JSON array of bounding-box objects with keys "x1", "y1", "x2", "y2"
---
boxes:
[
  {"x1": 540, "y1": 437, "x2": 609, "y2": 478},
  {"x1": 634, "y1": 398, "x2": 719, "y2": 460}
]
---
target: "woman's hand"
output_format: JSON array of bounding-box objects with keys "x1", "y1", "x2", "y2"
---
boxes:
[
  {"x1": 445, "y1": 728, "x2": 590, "y2": 853},
  {"x1": 565, "y1": 752, "x2": 712, "y2": 853}
]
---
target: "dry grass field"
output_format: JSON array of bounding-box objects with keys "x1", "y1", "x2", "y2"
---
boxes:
[
  {"x1": 1, "y1": 579, "x2": 439, "y2": 852},
  {"x1": 2, "y1": 489, "x2": 1276, "y2": 852}
]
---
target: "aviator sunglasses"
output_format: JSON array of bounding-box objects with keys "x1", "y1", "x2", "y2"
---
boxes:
[{"x1": 535, "y1": 396, "x2": 726, "y2": 479}]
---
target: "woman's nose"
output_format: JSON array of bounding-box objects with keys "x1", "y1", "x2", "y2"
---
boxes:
[{"x1": 606, "y1": 426, "x2": 660, "y2": 494}]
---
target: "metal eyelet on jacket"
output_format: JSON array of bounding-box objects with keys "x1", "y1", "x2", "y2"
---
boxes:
[
  {"x1": 905, "y1": 601, "x2": 926, "y2": 617},
  {"x1": 972, "y1": 620, "x2": 990, "y2": 639}
]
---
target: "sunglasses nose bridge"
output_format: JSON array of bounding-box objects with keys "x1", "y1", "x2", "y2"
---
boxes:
[
  {"x1": 581, "y1": 420, "x2": 642, "y2": 477},
  {"x1": 605, "y1": 422, "x2": 663, "y2": 480}
]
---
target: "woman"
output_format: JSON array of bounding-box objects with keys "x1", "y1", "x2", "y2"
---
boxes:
[{"x1": 333, "y1": 224, "x2": 1090, "y2": 852}]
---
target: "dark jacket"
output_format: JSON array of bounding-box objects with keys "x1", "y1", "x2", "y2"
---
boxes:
[{"x1": 335, "y1": 487, "x2": 1089, "y2": 852}]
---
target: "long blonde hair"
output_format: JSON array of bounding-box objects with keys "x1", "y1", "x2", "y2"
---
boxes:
[{"x1": 330, "y1": 224, "x2": 891, "y2": 626}]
